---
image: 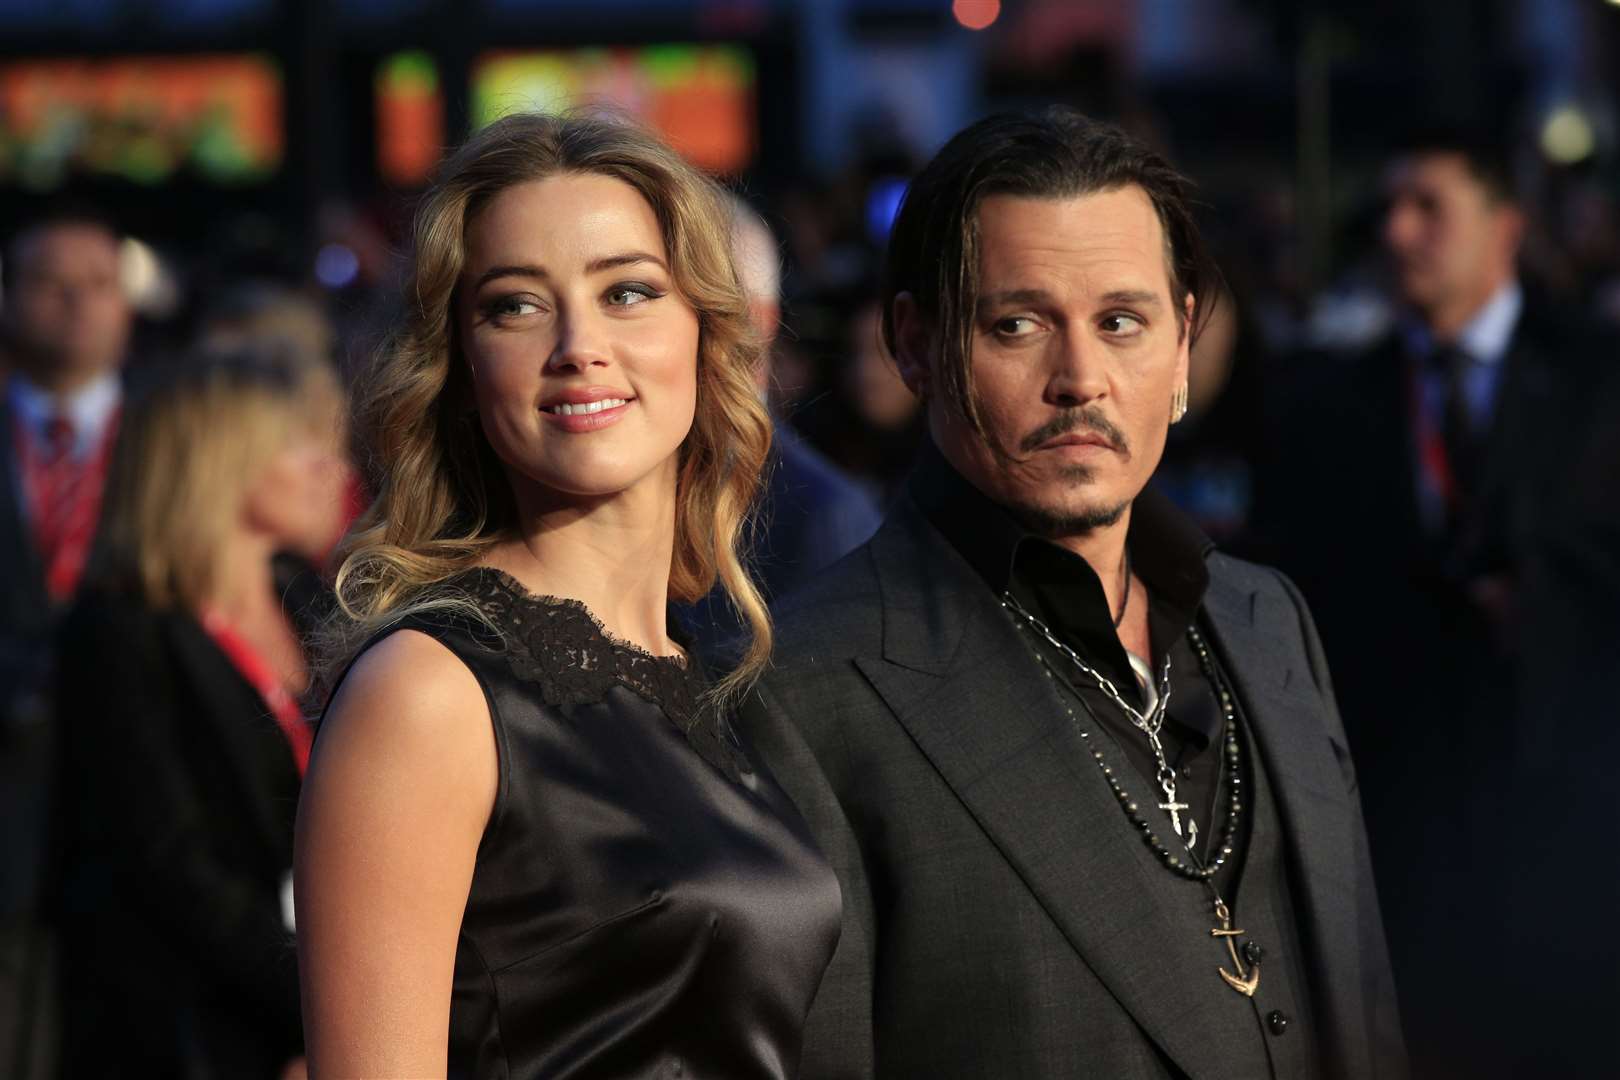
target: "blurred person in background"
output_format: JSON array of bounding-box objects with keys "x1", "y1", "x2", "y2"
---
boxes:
[
  {"x1": 795, "y1": 289, "x2": 926, "y2": 504},
  {"x1": 53, "y1": 345, "x2": 349, "y2": 1080},
  {"x1": 295, "y1": 114, "x2": 839, "y2": 1078},
  {"x1": 683, "y1": 197, "x2": 881, "y2": 665},
  {"x1": 0, "y1": 206, "x2": 131, "y2": 1080},
  {"x1": 1501, "y1": 374, "x2": 1620, "y2": 1077},
  {"x1": 1152, "y1": 282, "x2": 1271, "y2": 554},
  {"x1": 197, "y1": 280, "x2": 337, "y2": 367},
  {"x1": 196, "y1": 280, "x2": 365, "y2": 560},
  {"x1": 1261, "y1": 127, "x2": 1620, "y2": 1077}
]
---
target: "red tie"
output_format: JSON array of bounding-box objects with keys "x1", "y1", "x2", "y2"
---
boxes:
[
  {"x1": 34, "y1": 415, "x2": 79, "y2": 549},
  {"x1": 19, "y1": 411, "x2": 114, "y2": 602}
]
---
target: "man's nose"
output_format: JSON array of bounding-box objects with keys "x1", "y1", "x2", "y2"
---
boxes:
[
  {"x1": 1384, "y1": 201, "x2": 1420, "y2": 254},
  {"x1": 1046, "y1": 331, "x2": 1109, "y2": 407}
]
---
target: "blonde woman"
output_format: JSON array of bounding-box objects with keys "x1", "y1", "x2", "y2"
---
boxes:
[
  {"x1": 54, "y1": 346, "x2": 350, "y2": 1080},
  {"x1": 294, "y1": 114, "x2": 841, "y2": 1078}
]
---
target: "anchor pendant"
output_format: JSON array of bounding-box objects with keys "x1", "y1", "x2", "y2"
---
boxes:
[{"x1": 1211, "y1": 898, "x2": 1260, "y2": 997}]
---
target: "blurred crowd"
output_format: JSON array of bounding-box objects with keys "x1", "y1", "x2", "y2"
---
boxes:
[{"x1": 2, "y1": 101, "x2": 1619, "y2": 1078}]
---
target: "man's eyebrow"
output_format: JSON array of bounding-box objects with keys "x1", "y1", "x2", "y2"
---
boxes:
[
  {"x1": 472, "y1": 252, "x2": 667, "y2": 291},
  {"x1": 1100, "y1": 289, "x2": 1164, "y2": 308},
  {"x1": 976, "y1": 288, "x2": 1053, "y2": 311},
  {"x1": 975, "y1": 287, "x2": 1166, "y2": 311}
]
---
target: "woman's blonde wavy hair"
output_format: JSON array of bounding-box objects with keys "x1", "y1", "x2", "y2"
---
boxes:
[
  {"x1": 328, "y1": 111, "x2": 772, "y2": 708},
  {"x1": 96, "y1": 345, "x2": 341, "y2": 612}
]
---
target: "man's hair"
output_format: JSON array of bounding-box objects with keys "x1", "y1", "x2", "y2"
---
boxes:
[
  {"x1": 2, "y1": 201, "x2": 122, "y2": 291},
  {"x1": 726, "y1": 193, "x2": 780, "y2": 304},
  {"x1": 1390, "y1": 125, "x2": 1518, "y2": 205},
  {"x1": 880, "y1": 106, "x2": 1215, "y2": 439}
]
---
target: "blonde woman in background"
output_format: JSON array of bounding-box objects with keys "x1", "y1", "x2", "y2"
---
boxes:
[
  {"x1": 294, "y1": 114, "x2": 841, "y2": 1078},
  {"x1": 54, "y1": 345, "x2": 350, "y2": 1080}
]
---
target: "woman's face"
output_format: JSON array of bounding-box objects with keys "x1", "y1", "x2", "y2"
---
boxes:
[
  {"x1": 245, "y1": 422, "x2": 354, "y2": 561},
  {"x1": 457, "y1": 172, "x2": 700, "y2": 509}
]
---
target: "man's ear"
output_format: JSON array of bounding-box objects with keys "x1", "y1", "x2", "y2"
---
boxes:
[
  {"x1": 891, "y1": 291, "x2": 932, "y2": 400},
  {"x1": 1177, "y1": 291, "x2": 1195, "y2": 384},
  {"x1": 1495, "y1": 202, "x2": 1527, "y2": 262}
]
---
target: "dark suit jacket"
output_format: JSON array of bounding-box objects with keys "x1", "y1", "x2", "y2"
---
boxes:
[
  {"x1": 1257, "y1": 303, "x2": 1620, "y2": 1075},
  {"x1": 684, "y1": 421, "x2": 881, "y2": 666},
  {"x1": 1259, "y1": 303, "x2": 1617, "y2": 705},
  {"x1": 52, "y1": 585, "x2": 309, "y2": 1079},
  {"x1": 0, "y1": 396, "x2": 62, "y2": 919},
  {"x1": 740, "y1": 495, "x2": 1406, "y2": 1080}
]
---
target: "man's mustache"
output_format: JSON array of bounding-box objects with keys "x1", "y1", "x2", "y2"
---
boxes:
[{"x1": 1018, "y1": 407, "x2": 1130, "y2": 457}]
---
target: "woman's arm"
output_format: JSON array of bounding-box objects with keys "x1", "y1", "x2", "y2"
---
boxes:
[{"x1": 294, "y1": 629, "x2": 498, "y2": 1077}]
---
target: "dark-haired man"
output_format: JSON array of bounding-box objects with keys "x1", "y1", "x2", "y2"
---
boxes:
[
  {"x1": 742, "y1": 109, "x2": 1406, "y2": 1079},
  {"x1": 0, "y1": 209, "x2": 130, "y2": 1080},
  {"x1": 1262, "y1": 133, "x2": 1620, "y2": 1077}
]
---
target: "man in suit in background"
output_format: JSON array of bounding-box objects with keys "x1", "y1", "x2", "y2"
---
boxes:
[
  {"x1": 0, "y1": 207, "x2": 131, "y2": 1080},
  {"x1": 684, "y1": 198, "x2": 880, "y2": 665},
  {"x1": 742, "y1": 108, "x2": 1405, "y2": 1079},
  {"x1": 1261, "y1": 131, "x2": 1620, "y2": 1076}
]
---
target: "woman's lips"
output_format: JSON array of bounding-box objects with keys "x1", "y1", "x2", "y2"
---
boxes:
[{"x1": 539, "y1": 397, "x2": 633, "y2": 432}]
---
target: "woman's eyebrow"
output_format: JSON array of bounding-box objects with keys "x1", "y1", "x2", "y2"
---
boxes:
[
  {"x1": 472, "y1": 252, "x2": 667, "y2": 291},
  {"x1": 585, "y1": 251, "x2": 668, "y2": 274}
]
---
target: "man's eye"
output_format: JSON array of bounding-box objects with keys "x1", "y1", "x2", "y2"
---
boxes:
[
  {"x1": 607, "y1": 283, "x2": 661, "y2": 307},
  {"x1": 1099, "y1": 313, "x2": 1145, "y2": 336},
  {"x1": 994, "y1": 316, "x2": 1038, "y2": 337}
]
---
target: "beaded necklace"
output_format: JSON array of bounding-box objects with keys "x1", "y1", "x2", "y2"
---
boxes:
[{"x1": 1002, "y1": 597, "x2": 1260, "y2": 996}]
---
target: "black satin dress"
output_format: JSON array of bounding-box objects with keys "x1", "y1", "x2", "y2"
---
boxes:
[{"x1": 360, "y1": 568, "x2": 841, "y2": 1080}]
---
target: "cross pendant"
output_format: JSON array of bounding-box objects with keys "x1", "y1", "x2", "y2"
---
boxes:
[{"x1": 1159, "y1": 797, "x2": 1190, "y2": 838}]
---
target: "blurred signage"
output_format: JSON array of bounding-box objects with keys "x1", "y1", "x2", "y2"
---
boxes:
[
  {"x1": 0, "y1": 54, "x2": 283, "y2": 189},
  {"x1": 376, "y1": 50, "x2": 445, "y2": 188},
  {"x1": 470, "y1": 44, "x2": 756, "y2": 175}
]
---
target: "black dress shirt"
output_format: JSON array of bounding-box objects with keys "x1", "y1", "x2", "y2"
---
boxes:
[{"x1": 913, "y1": 441, "x2": 1249, "y2": 896}]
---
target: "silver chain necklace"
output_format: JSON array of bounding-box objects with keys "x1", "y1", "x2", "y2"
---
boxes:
[
  {"x1": 1000, "y1": 592, "x2": 1198, "y2": 851},
  {"x1": 999, "y1": 594, "x2": 1259, "y2": 997}
]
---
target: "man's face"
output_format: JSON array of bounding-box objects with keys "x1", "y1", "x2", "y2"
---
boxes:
[
  {"x1": 1383, "y1": 153, "x2": 1519, "y2": 318},
  {"x1": 6, "y1": 223, "x2": 131, "y2": 383},
  {"x1": 923, "y1": 187, "x2": 1190, "y2": 536}
]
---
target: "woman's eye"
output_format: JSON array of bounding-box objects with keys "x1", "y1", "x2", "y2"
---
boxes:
[
  {"x1": 1100, "y1": 312, "x2": 1145, "y2": 336},
  {"x1": 606, "y1": 283, "x2": 661, "y2": 307},
  {"x1": 487, "y1": 296, "x2": 541, "y2": 319}
]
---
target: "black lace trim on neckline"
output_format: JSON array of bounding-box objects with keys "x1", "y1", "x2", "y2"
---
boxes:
[{"x1": 454, "y1": 567, "x2": 751, "y2": 781}]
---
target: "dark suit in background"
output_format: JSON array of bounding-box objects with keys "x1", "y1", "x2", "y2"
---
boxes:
[
  {"x1": 0, "y1": 387, "x2": 119, "y2": 1080},
  {"x1": 1498, "y1": 373, "x2": 1620, "y2": 1077},
  {"x1": 1260, "y1": 299, "x2": 1620, "y2": 1076},
  {"x1": 0, "y1": 396, "x2": 59, "y2": 1080},
  {"x1": 683, "y1": 421, "x2": 880, "y2": 666},
  {"x1": 51, "y1": 558, "x2": 324, "y2": 1079},
  {"x1": 741, "y1": 475, "x2": 1405, "y2": 1079}
]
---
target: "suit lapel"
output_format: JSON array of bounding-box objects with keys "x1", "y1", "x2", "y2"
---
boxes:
[
  {"x1": 0, "y1": 398, "x2": 50, "y2": 634},
  {"x1": 854, "y1": 507, "x2": 1235, "y2": 1080},
  {"x1": 165, "y1": 614, "x2": 300, "y2": 860},
  {"x1": 1200, "y1": 571, "x2": 1372, "y2": 1076},
  {"x1": 1472, "y1": 325, "x2": 1560, "y2": 551}
]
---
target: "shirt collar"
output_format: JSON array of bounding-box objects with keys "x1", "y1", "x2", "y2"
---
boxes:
[
  {"x1": 1401, "y1": 279, "x2": 1523, "y2": 366},
  {"x1": 7, "y1": 372, "x2": 121, "y2": 457},
  {"x1": 911, "y1": 437, "x2": 1214, "y2": 652}
]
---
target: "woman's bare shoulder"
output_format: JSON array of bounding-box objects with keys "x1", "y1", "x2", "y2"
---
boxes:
[{"x1": 312, "y1": 627, "x2": 495, "y2": 797}]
